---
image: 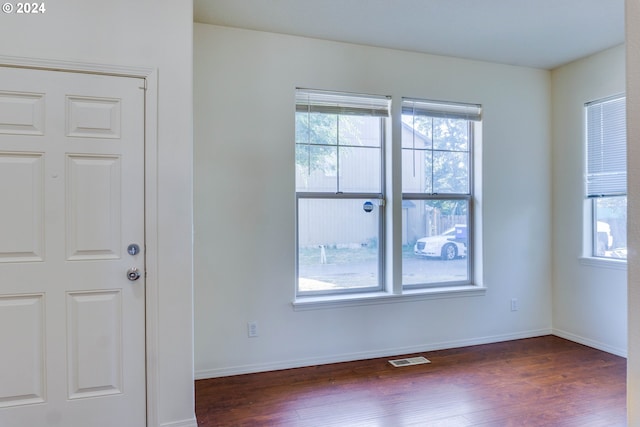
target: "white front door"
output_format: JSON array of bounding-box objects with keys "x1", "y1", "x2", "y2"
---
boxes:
[{"x1": 0, "y1": 67, "x2": 146, "y2": 427}]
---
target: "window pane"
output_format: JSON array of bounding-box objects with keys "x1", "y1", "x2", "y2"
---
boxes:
[
  {"x1": 339, "y1": 116, "x2": 381, "y2": 148},
  {"x1": 593, "y1": 196, "x2": 627, "y2": 259},
  {"x1": 401, "y1": 115, "x2": 432, "y2": 149},
  {"x1": 298, "y1": 198, "x2": 381, "y2": 293},
  {"x1": 296, "y1": 144, "x2": 337, "y2": 192},
  {"x1": 433, "y1": 151, "x2": 469, "y2": 193},
  {"x1": 295, "y1": 112, "x2": 337, "y2": 145},
  {"x1": 402, "y1": 115, "x2": 470, "y2": 194},
  {"x1": 432, "y1": 118, "x2": 469, "y2": 151},
  {"x1": 338, "y1": 146, "x2": 381, "y2": 192},
  {"x1": 402, "y1": 199, "x2": 469, "y2": 286},
  {"x1": 296, "y1": 113, "x2": 382, "y2": 193},
  {"x1": 402, "y1": 148, "x2": 431, "y2": 193}
]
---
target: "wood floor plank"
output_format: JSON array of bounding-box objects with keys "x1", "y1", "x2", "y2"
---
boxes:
[{"x1": 195, "y1": 336, "x2": 626, "y2": 426}]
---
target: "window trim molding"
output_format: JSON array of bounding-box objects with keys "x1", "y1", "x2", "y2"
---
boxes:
[
  {"x1": 292, "y1": 285, "x2": 487, "y2": 311},
  {"x1": 579, "y1": 256, "x2": 627, "y2": 270}
]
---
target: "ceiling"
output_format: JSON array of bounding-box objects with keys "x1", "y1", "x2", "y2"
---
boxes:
[{"x1": 194, "y1": 0, "x2": 624, "y2": 70}]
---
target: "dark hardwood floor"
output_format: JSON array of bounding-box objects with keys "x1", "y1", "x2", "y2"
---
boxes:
[{"x1": 195, "y1": 336, "x2": 626, "y2": 426}]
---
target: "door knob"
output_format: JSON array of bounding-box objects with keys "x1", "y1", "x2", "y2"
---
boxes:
[
  {"x1": 127, "y1": 267, "x2": 141, "y2": 281},
  {"x1": 127, "y1": 243, "x2": 140, "y2": 256}
]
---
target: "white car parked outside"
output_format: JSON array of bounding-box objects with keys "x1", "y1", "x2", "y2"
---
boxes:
[{"x1": 414, "y1": 226, "x2": 467, "y2": 260}]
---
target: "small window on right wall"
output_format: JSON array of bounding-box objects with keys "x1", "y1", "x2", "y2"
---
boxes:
[{"x1": 585, "y1": 95, "x2": 627, "y2": 260}]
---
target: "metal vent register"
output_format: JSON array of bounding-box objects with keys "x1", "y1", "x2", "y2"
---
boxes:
[{"x1": 388, "y1": 356, "x2": 431, "y2": 367}]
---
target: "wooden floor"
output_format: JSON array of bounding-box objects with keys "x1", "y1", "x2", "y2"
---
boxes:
[{"x1": 195, "y1": 336, "x2": 626, "y2": 426}]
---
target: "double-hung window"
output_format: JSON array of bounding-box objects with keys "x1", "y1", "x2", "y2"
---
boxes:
[
  {"x1": 295, "y1": 89, "x2": 390, "y2": 296},
  {"x1": 295, "y1": 90, "x2": 481, "y2": 299},
  {"x1": 585, "y1": 95, "x2": 627, "y2": 260},
  {"x1": 401, "y1": 98, "x2": 480, "y2": 287}
]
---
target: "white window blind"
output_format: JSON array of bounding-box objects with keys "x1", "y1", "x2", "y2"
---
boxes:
[
  {"x1": 401, "y1": 98, "x2": 482, "y2": 121},
  {"x1": 586, "y1": 95, "x2": 626, "y2": 197},
  {"x1": 296, "y1": 89, "x2": 390, "y2": 117}
]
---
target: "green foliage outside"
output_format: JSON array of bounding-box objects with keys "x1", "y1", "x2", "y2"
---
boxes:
[{"x1": 405, "y1": 115, "x2": 470, "y2": 215}]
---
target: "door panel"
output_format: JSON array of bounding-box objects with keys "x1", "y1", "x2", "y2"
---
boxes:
[
  {"x1": 0, "y1": 294, "x2": 45, "y2": 408},
  {"x1": 0, "y1": 153, "x2": 44, "y2": 262},
  {"x1": 66, "y1": 154, "x2": 121, "y2": 260},
  {"x1": 0, "y1": 91, "x2": 45, "y2": 135},
  {"x1": 0, "y1": 66, "x2": 146, "y2": 427},
  {"x1": 66, "y1": 96, "x2": 121, "y2": 139},
  {"x1": 67, "y1": 290, "x2": 122, "y2": 399}
]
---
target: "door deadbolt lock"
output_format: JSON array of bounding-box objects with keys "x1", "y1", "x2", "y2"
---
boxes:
[
  {"x1": 127, "y1": 243, "x2": 140, "y2": 256},
  {"x1": 127, "y1": 267, "x2": 141, "y2": 281}
]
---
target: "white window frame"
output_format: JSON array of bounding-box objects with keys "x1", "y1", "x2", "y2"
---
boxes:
[
  {"x1": 293, "y1": 90, "x2": 486, "y2": 308},
  {"x1": 400, "y1": 98, "x2": 480, "y2": 289},
  {"x1": 295, "y1": 89, "x2": 389, "y2": 297},
  {"x1": 582, "y1": 94, "x2": 627, "y2": 267}
]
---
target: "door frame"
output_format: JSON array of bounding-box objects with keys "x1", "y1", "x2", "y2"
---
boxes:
[{"x1": 0, "y1": 55, "x2": 160, "y2": 427}]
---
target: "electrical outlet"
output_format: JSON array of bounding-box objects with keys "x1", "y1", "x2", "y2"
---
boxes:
[
  {"x1": 511, "y1": 298, "x2": 518, "y2": 312},
  {"x1": 247, "y1": 321, "x2": 259, "y2": 337}
]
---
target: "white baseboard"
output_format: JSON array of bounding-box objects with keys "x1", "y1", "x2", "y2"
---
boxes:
[
  {"x1": 195, "y1": 328, "x2": 552, "y2": 379},
  {"x1": 160, "y1": 417, "x2": 198, "y2": 427},
  {"x1": 553, "y1": 328, "x2": 627, "y2": 358}
]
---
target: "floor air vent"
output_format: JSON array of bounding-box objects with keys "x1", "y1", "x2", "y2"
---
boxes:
[{"x1": 388, "y1": 356, "x2": 431, "y2": 367}]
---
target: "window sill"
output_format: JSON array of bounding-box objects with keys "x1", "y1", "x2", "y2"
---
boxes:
[
  {"x1": 579, "y1": 256, "x2": 627, "y2": 271},
  {"x1": 292, "y1": 285, "x2": 487, "y2": 311}
]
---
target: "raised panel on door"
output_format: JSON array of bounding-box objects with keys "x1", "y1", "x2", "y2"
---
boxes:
[
  {"x1": 0, "y1": 294, "x2": 45, "y2": 408},
  {"x1": 67, "y1": 290, "x2": 123, "y2": 399},
  {"x1": 0, "y1": 91, "x2": 45, "y2": 135},
  {"x1": 66, "y1": 95, "x2": 121, "y2": 139},
  {"x1": 0, "y1": 153, "x2": 44, "y2": 262},
  {"x1": 66, "y1": 154, "x2": 122, "y2": 261}
]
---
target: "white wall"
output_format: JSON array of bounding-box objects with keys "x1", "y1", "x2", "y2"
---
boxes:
[
  {"x1": 627, "y1": 0, "x2": 640, "y2": 423},
  {"x1": 550, "y1": 45, "x2": 627, "y2": 356},
  {"x1": 1, "y1": 2, "x2": 195, "y2": 426},
  {"x1": 194, "y1": 24, "x2": 552, "y2": 378}
]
